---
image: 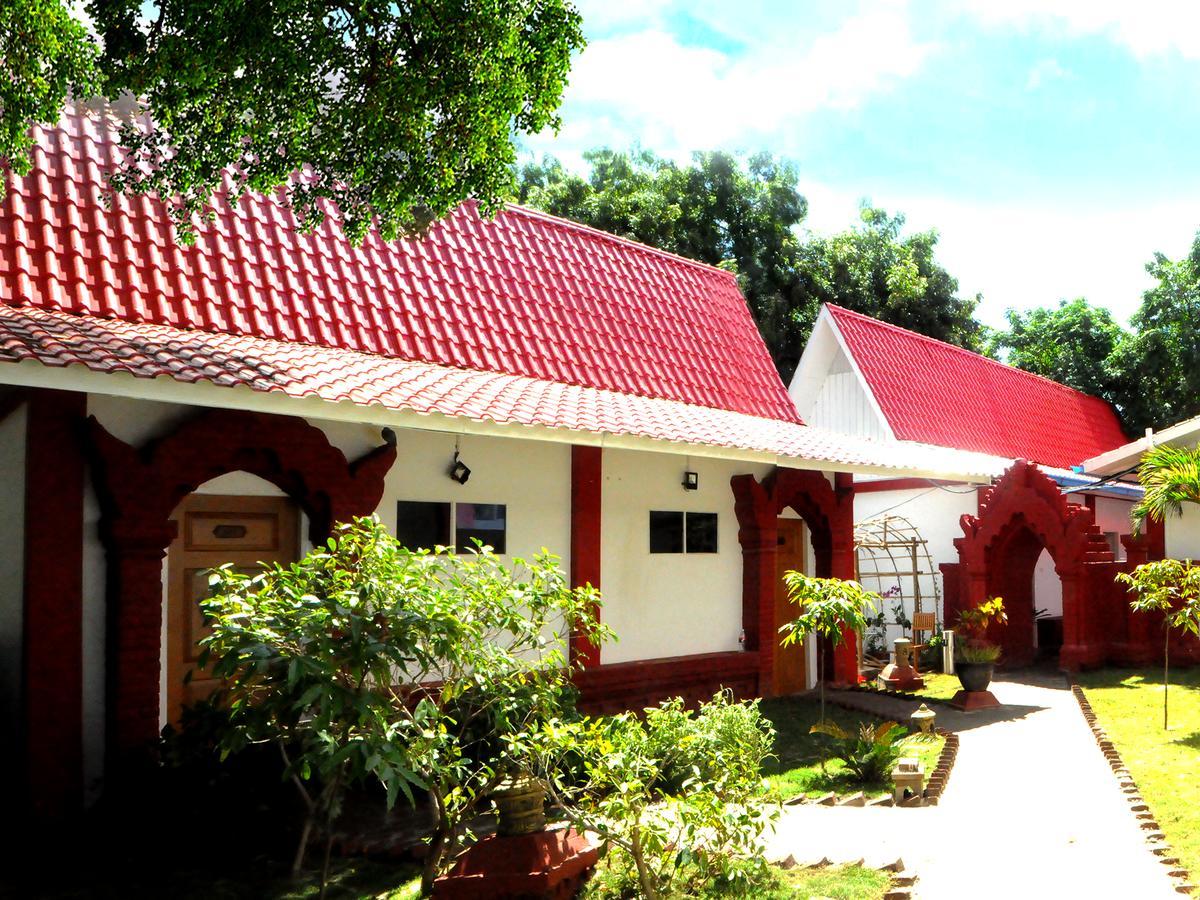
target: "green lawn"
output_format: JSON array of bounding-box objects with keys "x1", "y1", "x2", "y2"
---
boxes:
[
  {"x1": 1077, "y1": 667, "x2": 1200, "y2": 880},
  {"x1": 759, "y1": 695, "x2": 943, "y2": 800}
]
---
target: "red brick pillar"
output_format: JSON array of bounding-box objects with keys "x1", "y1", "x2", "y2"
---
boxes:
[
  {"x1": 830, "y1": 533, "x2": 859, "y2": 686},
  {"x1": 570, "y1": 446, "x2": 603, "y2": 668},
  {"x1": 23, "y1": 389, "x2": 86, "y2": 818},
  {"x1": 108, "y1": 525, "x2": 176, "y2": 757}
]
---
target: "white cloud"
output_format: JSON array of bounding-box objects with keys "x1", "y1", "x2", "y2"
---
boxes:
[
  {"x1": 531, "y1": 2, "x2": 934, "y2": 159},
  {"x1": 962, "y1": 0, "x2": 1200, "y2": 59},
  {"x1": 797, "y1": 179, "x2": 1198, "y2": 329},
  {"x1": 1026, "y1": 58, "x2": 1069, "y2": 90}
]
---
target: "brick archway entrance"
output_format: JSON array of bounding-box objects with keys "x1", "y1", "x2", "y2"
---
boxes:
[
  {"x1": 942, "y1": 460, "x2": 1116, "y2": 670},
  {"x1": 732, "y1": 468, "x2": 857, "y2": 691},
  {"x1": 87, "y1": 409, "x2": 397, "y2": 765}
]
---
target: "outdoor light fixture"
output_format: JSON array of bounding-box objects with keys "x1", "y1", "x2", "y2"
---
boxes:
[
  {"x1": 682, "y1": 471, "x2": 699, "y2": 491},
  {"x1": 449, "y1": 450, "x2": 471, "y2": 485},
  {"x1": 911, "y1": 703, "x2": 937, "y2": 735}
]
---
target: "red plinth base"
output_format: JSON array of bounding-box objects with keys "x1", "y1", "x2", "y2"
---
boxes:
[
  {"x1": 950, "y1": 690, "x2": 1000, "y2": 711},
  {"x1": 433, "y1": 828, "x2": 599, "y2": 900},
  {"x1": 879, "y1": 668, "x2": 925, "y2": 692}
]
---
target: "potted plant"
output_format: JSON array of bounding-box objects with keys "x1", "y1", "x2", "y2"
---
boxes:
[{"x1": 953, "y1": 597, "x2": 1007, "y2": 693}]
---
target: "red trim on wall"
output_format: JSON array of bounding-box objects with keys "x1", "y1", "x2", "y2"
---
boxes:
[
  {"x1": 86, "y1": 409, "x2": 397, "y2": 773},
  {"x1": 574, "y1": 651, "x2": 759, "y2": 714},
  {"x1": 851, "y1": 476, "x2": 961, "y2": 494},
  {"x1": 0, "y1": 389, "x2": 28, "y2": 424},
  {"x1": 570, "y1": 446, "x2": 603, "y2": 668},
  {"x1": 23, "y1": 389, "x2": 86, "y2": 819}
]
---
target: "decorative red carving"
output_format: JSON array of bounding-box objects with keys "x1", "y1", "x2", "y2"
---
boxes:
[
  {"x1": 731, "y1": 467, "x2": 857, "y2": 691},
  {"x1": 943, "y1": 460, "x2": 1141, "y2": 670},
  {"x1": 86, "y1": 408, "x2": 396, "y2": 764}
]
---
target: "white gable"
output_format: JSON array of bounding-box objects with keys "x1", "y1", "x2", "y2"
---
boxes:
[{"x1": 788, "y1": 306, "x2": 893, "y2": 442}]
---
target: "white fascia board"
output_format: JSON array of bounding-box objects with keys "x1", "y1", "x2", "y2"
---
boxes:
[
  {"x1": 787, "y1": 307, "x2": 838, "y2": 418},
  {"x1": 813, "y1": 306, "x2": 896, "y2": 440},
  {"x1": 0, "y1": 357, "x2": 993, "y2": 481},
  {"x1": 1082, "y1": 412, "x2": 1200, "y2": 475}
]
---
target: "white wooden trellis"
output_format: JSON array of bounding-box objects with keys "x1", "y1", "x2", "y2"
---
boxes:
[{"x1": 854, "y1": 514, "x2": 942, "y2": 662}]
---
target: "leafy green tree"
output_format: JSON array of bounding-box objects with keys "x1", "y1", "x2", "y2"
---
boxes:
[
  {"x1": 200, "y1": 517, "x2": 607, "y2": 896},
  {"x1": 517, "y1": 148, "x2": 811, "y2": 375},
  {"x1": 779, "y1": 573, "x2": 877, "y2": 721},
  {"x1": 989, "y1": 298, "x2": 1128, "y2": 405},
  {"x1": 0, "y1": 1, "x2": 99, "y2": 175},
  {"x1": 1110, "y1": 233, "x2": 1200, "y2": 431},
  {"x1": 793, "y1": 206, "x2": 987, "y2": 357},
  {"x1": 1117, "y1": 559, "x2": 1200, "y2": 730},
  {"x1": 6, "y1": 0, "x2": 584, "y2": 244}
]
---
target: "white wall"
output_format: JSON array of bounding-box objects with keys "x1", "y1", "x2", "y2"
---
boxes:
[
  {"x1": 0, "y1": 401, "x2": 26, "y2": 751},
  {"x1": 599, "y1": 448, "x2": 773, "y2": 664},
  {"x1": 1167, "y1": 504, "x2": 1200, "y2": 561}
]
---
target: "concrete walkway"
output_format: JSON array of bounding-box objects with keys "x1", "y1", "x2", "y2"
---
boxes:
[{"x1": 766, "y1": 672, "x2": 1181, "y2": 898}]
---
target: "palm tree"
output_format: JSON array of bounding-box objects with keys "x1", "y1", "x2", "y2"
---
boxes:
[{"x1": 1132, "y1": 444, "x2": 1200, "y2": 534}]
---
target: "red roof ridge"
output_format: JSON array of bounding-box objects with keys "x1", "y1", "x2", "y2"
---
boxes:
[
  {"x1": 504, "y1": 202, "x2": 741, "y2": 283},
  {"x1": 825, "y1": 303, "x2": 1107, "y2": 403}
]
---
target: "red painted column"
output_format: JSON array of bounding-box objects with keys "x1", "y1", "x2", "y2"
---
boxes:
[
  {"x1": 570, "y1": 446, "x2": 603, "y2": 668},
  {"x1": 830, "y1": 474, "x2": 859, "y2": 685},
  {"x1": 108, "y1": 525, "x2": 176, "y2": 758},
  {"x1": 23, "y1": 389, "x2": 86, "y2": 818},
  {"x1": 742, "y1": 527, "x2": 777, "y2": 696}
]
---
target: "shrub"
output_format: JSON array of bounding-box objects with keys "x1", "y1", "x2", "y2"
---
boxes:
[
  {"x1": 808, "y1": 719, "x2": 909, "y2": 785},
  {"x1": 534, "y1": 693, "x2": 778, "y2": 900},
  {"x1": 199, "y1": 517, "x2": 609, "y2": 896}
]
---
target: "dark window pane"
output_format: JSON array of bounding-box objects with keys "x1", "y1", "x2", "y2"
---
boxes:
[
  {"x1": 649, "y1": 511, "x2": 684, "y2": 553},
  {"x1": 456, "y1": 502, "x2": 507, "y2": 554},
  {"x1": 686, "y1": 513, "x2": 718, "y2": 553},
  {"x1": 396, "y1": 501, "x2": 451, "y2": 550}
]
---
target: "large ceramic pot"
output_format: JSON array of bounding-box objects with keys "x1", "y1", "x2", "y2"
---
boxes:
[
  {"x1": 955, "y1": 661, "x2": 995, "y2": 693},
  {"x1": 490, "y1": 774, "x2": 547, "y2": 836}
]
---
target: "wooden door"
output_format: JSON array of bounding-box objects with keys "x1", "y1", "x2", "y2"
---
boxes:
[
  {"x1": 773, "y1": 518, "x2": 808, "y2": 695},
  {"x1": 166, "y1": 494, "x2": 299, "y2": 725}
]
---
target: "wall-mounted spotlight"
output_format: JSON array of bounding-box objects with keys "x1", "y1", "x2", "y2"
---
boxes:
[
  {"x1": 682, "y1": 470, "x2": 699, "y2": 491},
  {"x1": 449, "y1": 450, "x2": 471, "y2": 485}
]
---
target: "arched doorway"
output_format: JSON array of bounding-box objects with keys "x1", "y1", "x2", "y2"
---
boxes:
[
  {"x1": 942, "y1": 461, "x2": 1115, "y2": 670},
  {"x1": 732, "y1": 468, "x2": 857, "y2": 694},
  {"x1": 87, "y1": 409, "x2": 397, "y2": 762},
  {"x1": 164, "y1": 485, "x2": 301, "y2": 725}
]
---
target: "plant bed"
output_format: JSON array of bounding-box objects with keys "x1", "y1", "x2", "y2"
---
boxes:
[
  {"x1": 1075, "y1": 669, "x2": 1200, "y2": 895},
  {"x1": 855, "y1": 672, "x2": 961, "y2": 706},
  {"x1": 582, "y1": 858, "x2": 895, "y2": 899},
  {"x1": 760, "y1": 695, "x2": 944, "y2": 804}
]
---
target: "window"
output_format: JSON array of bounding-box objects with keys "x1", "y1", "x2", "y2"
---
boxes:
[
  {"x1": 649, "y1": 511, "x2": 684, "y2": 553},
  {"x1": 396, "y1": 500, "x2": 508, "y2": 553},
  {"x1": 456, "y1": 502, "x2": 507, "y2": 554},
  {"x1": 685, "y1": 512, "x2": 719, "y2": 553},
  {"x1": 396, "y1": 501, "x2": 451, "y2": 550},
  {"x1": 649, "y1": 511, "x2": 718, "y2": 553}
]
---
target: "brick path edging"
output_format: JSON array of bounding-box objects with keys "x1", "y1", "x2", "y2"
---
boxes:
[
  {"x1": 1068, "y1": 680, "x2": 1196, "y2": 896},
  {"x1": 826, "y1": 693, "x2": 960, "y2": 805}
]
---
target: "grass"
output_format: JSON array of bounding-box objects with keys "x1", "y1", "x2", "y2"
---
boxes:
[
  {"x1": 759, "y1": 694, "x2": 943, "y2": 800},
  {"x1": 583, "y1": 861, "x2": 890, "y2": 899},
  {"x1": 1077, "y1": 667, "x2": 1200, "y2": 880}
]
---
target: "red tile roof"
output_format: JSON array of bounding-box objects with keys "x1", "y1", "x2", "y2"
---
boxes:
[
  {"x1": 0, "y1": 108, "x2": 797, "y2": 422},
  {"x1": 0, "y1": 304, "x2": 1008, "y2": 478},
  {"x1": 826, "y1": 304, "x2": 1129, "y2": 468}
]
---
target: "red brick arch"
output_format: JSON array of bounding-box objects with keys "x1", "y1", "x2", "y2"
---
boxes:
[
  {"x1": 942, "y1": 460, "x2": 1116, "y2": 669},
  {"x1": 732, "y1": 468, "x2": 857, "y2": 691},
  {"x1": 87, "y1": 409, "x2": 397, "y2": 765}
]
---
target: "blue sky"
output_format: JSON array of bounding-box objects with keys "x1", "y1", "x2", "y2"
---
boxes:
[{"x1": 523, "y1": 1, "x2": 1200, "y2": 329}]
